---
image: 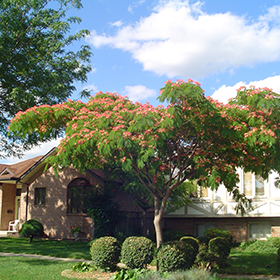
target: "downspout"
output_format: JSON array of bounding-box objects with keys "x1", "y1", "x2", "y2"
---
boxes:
[{"x1": 25, "y1": 184, "x2": 29, "y2": 222}]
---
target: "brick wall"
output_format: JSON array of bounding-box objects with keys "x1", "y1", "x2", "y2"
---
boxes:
[
  {"x1": 271, "y1": 226, "x2": 280, "y2": 237},
  {"x1": 26, "y1": 166, "x2": 101, "y2": 239},
  {"x1": 164, "y1": 217, "x2": 280, "y2": 242}
]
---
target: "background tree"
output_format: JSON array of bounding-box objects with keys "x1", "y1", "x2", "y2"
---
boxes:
[
  {"x1": 9, "y1": 80, "x2": 280, "y2": 247},
  {"x1": 0, "y1": 0, "x2": 92, "y2": 158}
]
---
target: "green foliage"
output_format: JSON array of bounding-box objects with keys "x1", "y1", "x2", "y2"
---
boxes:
[
  {"x1": 163, "y1": 230, "x2": 186, "y2": 242},
  {"x1": 239, "y1": 239, "x2": 257, "y2": 250},
  {"x1": 121, "y1": 236, "x2": 154, "y2": 269},
  {"x1": 10, "y1": 79, "x2": 280, "y2": 249},
  {"x1": 267, "y1": 237, "x2": 280, "y2": 248},
  {"x1": 148, "y1": 230, "x2": 186, "y2": 243},
  {"x1": 276, "y1": 248, "x2": 280, "y2": 268},
  {"x1": 20, "y1": 219, "x2": 44, "y2": 242},
  {"x1": 204, "y1": 228, "x2": 232, "y2": 243},
  {"x1": 180, "y1": 236, "x2": 199, "y2": 253},
  {"x1": 111, "y1": 268, "x2": 147, "y2": 280},
  {"x1": 197, "y1": 236, "x2": 210, "y2": 246},
  {"x1": 138, "y1": 269, "x2": 216, "y2": 280},
  {"x1": 243, "y1": 238, "x2": 280, "y2": 254},
  {"x1": 157, "y1": 241, "x2": 194, "y2": 272},
  {"x1": 72, "y1": 262, "x2": 94, "y2": 273},
  {"x1": 0, "y1": 0, "x2": 92, "y2": 158},
  {"x1": 196, "y1": 236, "x2": 230, "y2": 271},
  {"x1": 195, "y1": 237, "x2": 210, "y2": 270},
  {"x1": 179, "y1": 236, "x2": 199, "y2": 266},
  {"x1": 84, "y1": 183, "x2": 120, "y2": 238},
  {"x1": 90, "y1": 236, "x2": 121, "y2": 271},
  {"x1": 208, "y1": 237, "x2": 231, "y2": 268}
]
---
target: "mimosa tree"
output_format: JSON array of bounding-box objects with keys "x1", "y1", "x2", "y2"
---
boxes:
[{"x1": 9, "y1": 79, "x2": 280, "y2": 248}]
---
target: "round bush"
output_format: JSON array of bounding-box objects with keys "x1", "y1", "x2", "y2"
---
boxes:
[
  {"x1": 276, "y1": 247, "x2": 280, "y2": 268},
  {"x1": 179, "y1": 236, "x2": 199, "y2": 264},
  {"x1": 208, "y1": 237, "x2": 230, "y2": 268},
  {"x1": 180, "y1": 236, "x2": 199, "y2": 253},
  {"x1": 157, "y1": 241, "x2": 192, "y2": 272},
  {"x1": 20, "y1": 219, "x2": 44, "y2": 242},
  {"x1": 121, "y1": 236, "x2": 154, "y2": 269},
  {"x1": 204, "y1": 228, "x2": 232, "y2": 243},
  {"x1": 90, "y1": 236, "x2": 121, "y2": 271}
]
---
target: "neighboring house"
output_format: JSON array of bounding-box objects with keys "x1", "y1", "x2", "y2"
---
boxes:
[
  {"x1": 0, "y1": 148, "x2": 148, "y2": 239},
  {"x1": 164, "y1": 169, "x2": 280, "y2": 242},
  {"x1": 1, "y1": 147, "x2": 280, "y2": 242}
]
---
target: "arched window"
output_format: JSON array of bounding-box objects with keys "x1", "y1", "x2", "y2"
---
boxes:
[{"x1": 67, "y1": 178, "x2": 91, "y2": 214}]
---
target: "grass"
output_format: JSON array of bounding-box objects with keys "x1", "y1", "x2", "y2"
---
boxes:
[
  {"x1": 0, "y1": 256, "x2": 82, "y2": 280},
  {"x1": 218, "y1": 247, "x2": 280, "y2": 276},
  {"x1": 0, "y1": 237, "x2": 91, "y2": 260},
  {"x1": 1, "y1": 236, "x2": 280, "y2": 279}
]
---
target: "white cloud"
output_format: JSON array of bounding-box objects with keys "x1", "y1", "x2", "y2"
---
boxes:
[
  {"x1": 124, "y1": 85, "x2": 157, "y2": 101},
  {"x1": 88, "y1": 1, "x2": 280, "y2": 79},
  {"x1": 83, "y1": 84, "x2": 98, "y2": 93},
  {"x1": 211, "y1": 75, "x2": 280, "y2": 103},
  {"x1": 128, "y1": 0, "x2": 146, "y2": 14},
  {"x1": 110, "y1": 20, "x2": 123, "y2": 28},
  {"x1": 2, "y1": 138, "x2": 62, "y2": 164}
]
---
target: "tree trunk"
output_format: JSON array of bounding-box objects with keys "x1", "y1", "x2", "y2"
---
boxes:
[{"x1": 154, "y1": 196, "x2": 163, "y2": 248}]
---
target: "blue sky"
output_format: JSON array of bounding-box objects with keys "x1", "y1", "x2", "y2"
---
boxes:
[{"x1": 4, "y1": 0, "x2": 280, "y2": 163}]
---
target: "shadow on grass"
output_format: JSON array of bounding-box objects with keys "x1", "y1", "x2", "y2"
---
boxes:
[
  {"x1": 219, "y1": 250, "x2": 280, "y2": 275},
  {"x1": 0, "y1": 237, "x2": 91, "y2": 260}
]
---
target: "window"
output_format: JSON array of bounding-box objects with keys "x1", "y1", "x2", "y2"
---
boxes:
[
  {"x1": 35, "y1": 188, "x2": 46, "y2": 205},
  {"x1": 249, "y1": 223, "x2": 271, "y2": 239},
  {"x1": 243, "y1": 172, "x2": 265, "y2": 197},
  {"x1": 192, "y1": 186, "x2": 209, "y2": 198},
  {"x1": 196, "y1": 223, "x2": 214, "y2": 237},
  {"x1": 67, "y1": 178, "x2": 91, "y2": 214}
]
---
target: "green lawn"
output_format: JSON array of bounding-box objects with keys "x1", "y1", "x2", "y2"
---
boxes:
[
  {"x1": 1, "y1": 237, "x2": 280, "y2": 279},
  {"x1": 0, "y1": 237, "x2": 91, "y2": 260},
  {"x1": 218, "y1": 247, "x2": 280, "y2": 276},
  {"x1": 0, "y1": 256, "x2": 82, "y2": 280}
]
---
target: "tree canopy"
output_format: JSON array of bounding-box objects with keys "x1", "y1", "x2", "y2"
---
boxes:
[
  {"x1": 9, "y1": 79, "x2": 280, "y2": 247},
  {"x1": 0, "y1": 0, "x2": 92, "y2": 158}
]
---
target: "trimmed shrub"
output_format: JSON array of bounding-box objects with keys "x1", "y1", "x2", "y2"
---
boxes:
[
  {"x1": 180, "y1": 236, "x2": 199, "y2": 253},
  {"x1": 197, "y1": 236, "x2": 210, "y2": 247},
  {"x1": 276, "y1": 247, "x2": 280, "y2": 268},
  {"x1": 20, "y1": 219, "x2": 44, "y2": 242},
  {"x1": 121, "y1": 236, "x2": 154, "y2": 269},
  {"x1": 208, "y1": 237, "x2": 230, "y2": 268},
  {"x1": 157, "y1": 241, "x2": 192, "y2": 272},
  {"x1": 204, "y1": 228, "x2": 232, "y2": 243},
  {"x1": 179, "y1": 236, "x2": 199, "y2": 265},
  {"x1": 195, "y1": 236, "x2": 210, "y2": 268},
  {"x1": 90, "y1": 236, "x2": 121, "y2": 271}
]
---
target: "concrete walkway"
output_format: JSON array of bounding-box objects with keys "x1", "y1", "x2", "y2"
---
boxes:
[{"x1": 0, "y1": 252, "x2": 280, "y2": 279}]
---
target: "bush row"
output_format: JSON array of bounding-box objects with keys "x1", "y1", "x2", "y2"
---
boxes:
[
  {"x1": 90, "y1": 233, "x2": 231, "y2": 272},
  {"x1": 90, "y1": 236, "x2": 154, "y2": 271}
]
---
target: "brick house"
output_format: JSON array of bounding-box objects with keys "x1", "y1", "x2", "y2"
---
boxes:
[
  {"x1": 163, "y1": 169, "x2": 280, "y2": 242},
  {"x1": 1, "y1": 147, "x2": 280, "y2": 242},
  {"x1": 0, "y1": 148, "x2": 148, "y2": 239}
]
